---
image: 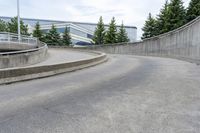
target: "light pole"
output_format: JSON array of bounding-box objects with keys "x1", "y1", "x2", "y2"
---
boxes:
[{"x1": 17, "y1": 0, "x2": 21, "y2": 41}]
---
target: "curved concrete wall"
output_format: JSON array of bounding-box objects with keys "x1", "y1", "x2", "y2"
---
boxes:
[
  {"x1": 0, "y1": 32, "x2": 38, "y2": 51},
  {"x1": 0, "y1": 42, "x2": 38, "y2": 51},
  {"x1": 89, "y1": 16, "x2": 200, "y2": 64},
  {"x1": 0, "y1": 51, "x2": 107, "y2": 85},
  {"x1": 0, "y1": 44, "x2": 48, "y2": 69}
]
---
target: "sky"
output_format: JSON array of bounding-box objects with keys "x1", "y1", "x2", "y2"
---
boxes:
[{"x1": 0, "y1": 0, "x2": 190, "y2": 40}]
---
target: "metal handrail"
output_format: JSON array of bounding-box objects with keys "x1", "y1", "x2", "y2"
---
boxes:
[
  {"x1": 0, "y1": 41, "x2": 47, "y2": 56},
  {"x1": 0, "y1": 32, "x2": 48, "y2": 56},
  {"x1": 0, "y1": 32, "x2": 38, "y2": 46}
]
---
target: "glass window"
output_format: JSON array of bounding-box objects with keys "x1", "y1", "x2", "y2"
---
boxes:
[
  {"x1": 71, "y1": 39, "x2": 92, "y2": 45},
  {"x1": 56, "y1": 28, "x2": 65, "y2": 33},
  {"x1": 87, "y1": 34, "x2": 93, "y2": 39},
  {"x1": 41, "y1": 29, "x2": 50, "y2": 34},
  {"x1": 70, "y1": 27, "x2": 88, "y2": 38}
]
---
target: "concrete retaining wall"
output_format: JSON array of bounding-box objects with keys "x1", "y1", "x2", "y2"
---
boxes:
[
  {"x1": 0, "y1": 42, "x2": 38, "y2": 51},
  {"x1": 88, "y1": 16, "x2": 200, "y2": 64},
  {"x1": 0, "y1": 51, "x2": 107, "y2": 85},
  {"x1": 0, "y1": 44, "x2": 48, "y2": 69}
]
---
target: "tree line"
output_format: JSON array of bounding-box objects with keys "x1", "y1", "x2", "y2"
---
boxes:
[
  {"x1": 0, "y1": 17, "x2": 71, "y2": 46},
  {"x1": 93, "y1": 16, "x2": 129, "y2": 45},
  {"x1": 33, "y1": 23, "x2": 71, "y2": 46},
  {"x1": 142, "y1": 0, "x2": 200, "y2": 39},
  {"x1": 0, "y1": 16, "x2": 130, "y2": 45},
  {"x1": 0, "y1": 17, "x2": 29, "y2": 35}
]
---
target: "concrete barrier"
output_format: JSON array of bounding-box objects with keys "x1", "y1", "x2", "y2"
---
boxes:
[
  {"x1": 87, "y1": 16, "x2": 200, "y2": 64},
  {"x1": 0, "y1": 32, "x2": 39, "y2": 51},
  {"x1": 0, "y1": 44, "x2": 48, "y2": 69},
  {"x1": 0, "y1": 50, "x2": 107, "y2": 85},
  {"x1": 0, "y1": 42, "x2": 38, "y2": 51}
]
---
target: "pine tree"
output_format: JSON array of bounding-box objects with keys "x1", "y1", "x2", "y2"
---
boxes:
[
  {"x1": 93, "y1": 16, "x2": 105, "y2": 45},
  {"x1": 44, "y1": 25, "x2": 61, "y2": 45},
  {"x1": 62, "y1": 26, "x2": 71, "y2": 46},
  {"x1": 165, "y1": 0, "x2": 186, "y2": 31},
  {"x1": 156, "y1": 0, "x2": 169, "y2": 34},
  {"x1": 105, "y1": 17, "x2": 118, "y2": 44},
  {"x1": 186, "y1": 0, "x2": 200, "y2": 22},
  {"x1": 117, "y1": 22, "x2": 129, "y2": 43},
  {"x1": 33, "y1": 22, "x2": 43, "y2": 41},
  {"x1": 0, "y1": 19, "x2": 7, "y2": 32},
  {"x1": 7, "y1": 17, "x2": 29, "y2": 35},
  {"x1": 142, "y1": 13, "x2": 157, "y2": 39}
]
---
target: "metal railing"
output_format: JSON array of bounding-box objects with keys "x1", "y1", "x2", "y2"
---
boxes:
[
  {"x1": 0, "y1": 32, "x2": 48, "y2": 56},
  {"x1": 0, "y1": 42, "x2": 47, "y2": 56},
  {"x1": 0, "y1": 32, "x2": 38, "y2": 46}
]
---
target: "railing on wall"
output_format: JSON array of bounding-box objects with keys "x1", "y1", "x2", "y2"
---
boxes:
[
  {"x1": 0, "y1": 41, "x2": 47, "y2": 56},
  {"x1": 0, "y1": 32, "x2": 38, "y2": 46},
  {"x1": 0, "y1": 32, "x2": 48, "y2": 56}
]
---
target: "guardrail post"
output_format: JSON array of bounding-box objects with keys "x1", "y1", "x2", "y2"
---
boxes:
[
  {"x1": 8, "y1": 33, "x2": 10, "y2": 42},
  {"x1": 36, "y1": 39, "x2": 39, "y2": 47}
]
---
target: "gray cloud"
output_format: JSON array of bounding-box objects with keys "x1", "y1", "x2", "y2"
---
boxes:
[{"x1": 0, "y1": 0, "x2": 190, "y2": 39}]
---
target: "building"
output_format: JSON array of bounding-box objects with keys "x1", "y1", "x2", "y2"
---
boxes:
[
  {"x1": 40, "y1": 23, "x2": 94, "y2": 45},
  {"x1": 0, "y1": 16, "x2": 137, "y2": 45}
]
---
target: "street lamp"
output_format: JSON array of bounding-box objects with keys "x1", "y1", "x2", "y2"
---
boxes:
[{"x1": 17, "y1": 0, "x2": 21, "y2": 41}]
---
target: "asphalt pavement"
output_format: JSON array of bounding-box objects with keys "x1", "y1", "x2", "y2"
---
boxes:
[
  {"x1": 32, "y1": 48, "x2": 95, "y2": 66},
  {"x1": 0, "y1": 54, "x2": 200, "y2": 133}
]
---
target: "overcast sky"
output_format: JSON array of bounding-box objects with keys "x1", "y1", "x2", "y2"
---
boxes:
[{"x1": 0, "y1": 0, "x2": 190, "y2": 39}]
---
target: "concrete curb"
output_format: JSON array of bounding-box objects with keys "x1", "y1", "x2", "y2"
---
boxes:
[{"x1": 0, "y1": 50, "x2": 107, "y2": 85}]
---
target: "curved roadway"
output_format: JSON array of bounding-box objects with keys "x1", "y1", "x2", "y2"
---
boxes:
[
  {"x1": 0, "y1": 54, "x2": 200, "y2": 132},
  {"x1": 32, "y1": 48, "x2": 96, "y2": 67}
]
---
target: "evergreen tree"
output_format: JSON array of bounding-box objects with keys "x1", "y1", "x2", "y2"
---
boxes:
[
  {"x1": 117, "y1": 22, "x2": 129, "y2": 43},
  {"x1": 93, "y1": 16, "x2": 105, "y2": 45},
  {"x1": 142, "y1": 13, "x2": 157, "y2": 39},
  {"x1": 44, "y1": 25, "x2": 61, "y2": 45},
  {"x1": 156, "y1": 0, "x2": 169, "y2": 34},
  {"x1": 33, "y1": 22, "x2": 43, "y2": 41},
  {"x1": 105, "y1": 17, "x2": 118, "y2": 44},
  {"x1": 186, "y1": 0, "x2": 200, "y2": 22},
  {"x1": 0, "y1": 19, "x2": 7, "y2": 32},
  {"x1": 62, "y1": 26, "x2": 71, "y2": 46},
  {"x1": 7, "y1": 17, "x2": 29, "y2": 35},
  {"x1": 165, "y1": 0, "x2": 186, "y2": 31}
]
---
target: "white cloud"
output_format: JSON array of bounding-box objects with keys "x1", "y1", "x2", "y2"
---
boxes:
[{"x1": 0, "y1": 0, "x2": 190, "y2": 40}]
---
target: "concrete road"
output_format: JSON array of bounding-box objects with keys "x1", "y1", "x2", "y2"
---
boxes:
[
  {"x1": 0, "y1": 55, "x2": 200, "y2": 133},
  {"x1": 32, "y1": 48, "x2": 95, "y2": 66}
]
